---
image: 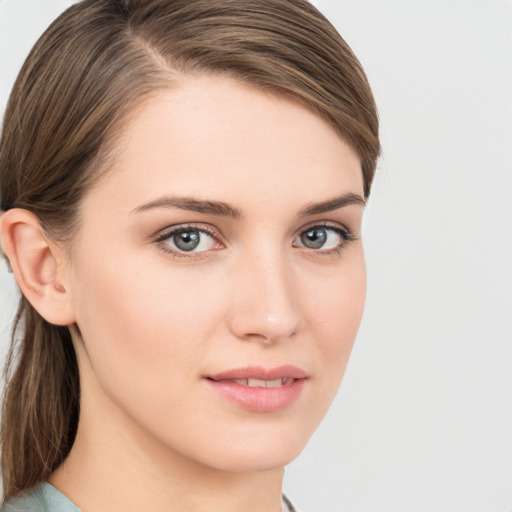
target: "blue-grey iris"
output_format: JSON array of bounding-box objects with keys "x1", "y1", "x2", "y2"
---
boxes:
[
  {"x1": 174, "y1": 230, "x2": 201, "y2": 251},
  {"x1": 301, "y1": 228, "x2": 326, "y2": 249}
]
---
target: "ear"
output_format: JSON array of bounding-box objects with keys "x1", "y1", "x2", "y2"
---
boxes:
[{"x1": 0, "y1": 208, "x2": 76, "y2": 326}]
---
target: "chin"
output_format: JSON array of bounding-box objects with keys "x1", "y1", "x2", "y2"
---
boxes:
[
  {"x1": 173, "y1": 418, "x2": 317, "y2": 474},
  {"x1": 208, "y1": 445, "x2": 306, "y2": 474}
]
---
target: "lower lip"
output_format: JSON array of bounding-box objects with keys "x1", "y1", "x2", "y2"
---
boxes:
[{"x1": 205, "y1": 378, "x2": 306, "y2": 413}]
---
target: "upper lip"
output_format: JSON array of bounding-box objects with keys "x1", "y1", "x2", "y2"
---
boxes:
[{"x1": 208, "y1": 365, "x2": 307, "y2": 381}]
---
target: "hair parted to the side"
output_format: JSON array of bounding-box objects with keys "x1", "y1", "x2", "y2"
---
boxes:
[{"x1": 0, "y1": 0, "x2": 380, "y2": 500}]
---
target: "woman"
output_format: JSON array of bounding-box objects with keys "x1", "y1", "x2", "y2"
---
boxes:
[{"x1": 0, "y1": 0, "x2": 379, "y2": 510}]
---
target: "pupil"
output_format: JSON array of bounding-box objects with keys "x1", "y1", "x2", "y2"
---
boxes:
[
  {"x1": 174, "y1": 230, "x2": 200, "y2": 251},
  {"x1": 301, "y1": 228, "x2": 326, "y2": 249}
]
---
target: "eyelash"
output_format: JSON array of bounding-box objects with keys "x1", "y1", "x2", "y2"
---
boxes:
[
  {"x1": 154, "y1": 224, "x2": 222, "y2": 259},
  {"x1": 153, "y1": 222, "x2": 357, "y2": 260},
  {"x1": 294, "y1": 222, "x2": 357, "y2": 256}
]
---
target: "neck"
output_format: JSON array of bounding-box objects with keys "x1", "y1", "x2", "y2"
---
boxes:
[
  {"x1": 50, "y1": 342, "x2": 285, "y2": 512},
  {"x1": 51, "y1": 447, "x2": 284, "y2": 512}
]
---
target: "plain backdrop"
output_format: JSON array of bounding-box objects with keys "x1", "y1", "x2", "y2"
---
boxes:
[{"x1": 1, "y1": 1, "x2": 511, "y2": 511}]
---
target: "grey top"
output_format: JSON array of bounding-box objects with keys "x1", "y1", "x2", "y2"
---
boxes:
[
  {"x1": 2, "y1": 483, "x2": 298, "y2": 511},
  {"x1": 2, "y1": 483, "x2": 80, "y2": 512}
]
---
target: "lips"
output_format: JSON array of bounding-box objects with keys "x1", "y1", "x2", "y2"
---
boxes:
[
  {"x1": 225, "y1": 377, "x2": 294, "y2": 388},
  {"x1": 208, "y1": 365, "x2": 307, "y2": 382},
  {"x1": 205, "y1": 365, "x2": 307, "y2": 412}
]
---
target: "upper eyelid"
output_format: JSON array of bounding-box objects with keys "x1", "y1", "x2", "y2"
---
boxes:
[
  {"x1": 153, "y1": 224, "x2": 223, "y2": 258},
  {"x1": 153, "y1": 223, "x2": 223, "y2": 241},
  {"x1": 151, "y1": 220, "x2": 357, "y2": 245},
  {"x1": 296, "y1": 220, "x2": 355, "y2": 236}
]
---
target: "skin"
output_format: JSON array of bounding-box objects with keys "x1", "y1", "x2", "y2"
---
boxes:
[{"x1": 5, "y1": 75, "x2": 367, "y2": 512}]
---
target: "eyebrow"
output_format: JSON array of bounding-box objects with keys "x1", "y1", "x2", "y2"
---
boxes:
[
  {"x1": 299, "y1": 192, "x2": 366, "y2": 216},
  {"x1": 131, "y1": 192, "x2": 365, "y2": 219},
  {"x1": 131, "y1": 196, "x2": 242, "y2": 219}
]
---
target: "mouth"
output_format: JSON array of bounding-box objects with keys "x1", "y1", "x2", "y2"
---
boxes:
[
  {"x1": 212, "y1": 377, "x2": 296, "y2": 388},
  {"x1": 207, "y1": 364, "x2": 307, "y2": 382},
  {"x1": 205, "y1": 365, "x2": 307, "y2": 412}
]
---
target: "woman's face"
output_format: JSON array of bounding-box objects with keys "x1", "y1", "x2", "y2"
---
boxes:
[{"x1": 66, "y1": 75, "x2": 366, "y2": 472}]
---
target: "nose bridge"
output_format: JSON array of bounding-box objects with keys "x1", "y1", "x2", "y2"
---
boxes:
[{"x1": 228, "y1": 241, "x2": 300, "y2": 343}]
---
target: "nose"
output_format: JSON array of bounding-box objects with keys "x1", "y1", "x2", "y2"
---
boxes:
[{"x1": 227, "y1": 248, "x2": 300, "y2": 344}]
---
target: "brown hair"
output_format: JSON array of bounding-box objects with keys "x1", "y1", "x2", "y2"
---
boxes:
[{"x1": 0, "y1": 0, "x2": 380, "y2": 499}]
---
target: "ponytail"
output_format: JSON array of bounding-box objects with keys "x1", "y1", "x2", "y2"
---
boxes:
[{"x1": 1, "y1": 296, "x2": 79, "y2": 499}]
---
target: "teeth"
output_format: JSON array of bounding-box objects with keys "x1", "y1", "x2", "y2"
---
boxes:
[
  {"x1": 247, "y1": 378, "x2": 268, "y2": 387},
  {"x1": 229, "y1": 378, "x2": 293, "y2": 387},
  {"x1": 264, "y1": 378, "x2": 283, "y2": 388}
]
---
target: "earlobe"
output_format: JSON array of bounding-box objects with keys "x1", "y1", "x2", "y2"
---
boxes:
[{"x1": 0, "y1": 208, "x2": 76, "y2": 326}]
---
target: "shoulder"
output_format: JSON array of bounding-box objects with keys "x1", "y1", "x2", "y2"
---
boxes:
[
  {"x1": 2, "y1": 485, "x2": 46, "y2": 512},
  {"x1": 2, "y1": 483, "x2": 80, "y2": 512}
]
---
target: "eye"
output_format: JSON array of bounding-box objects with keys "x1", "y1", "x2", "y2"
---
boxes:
[
  {"x1": 294, "y1": 225, "x2": 354, "y2": 252},
  {"x1": 156, "y1": 226, "x2": 221, "y2": 255}
]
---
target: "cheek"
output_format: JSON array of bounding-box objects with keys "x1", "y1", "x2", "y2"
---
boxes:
[
  {"x1": 70, "y1": 249, "x2": 226, "y2": 399},
  {"x1": 307, "y1": 250, "x2": 366, "y2": 345},
  {"x1": 301, "y1": 248, "x2": 366, "y2": 387}
]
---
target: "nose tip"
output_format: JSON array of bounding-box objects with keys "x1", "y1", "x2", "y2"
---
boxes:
[
  {"x1": 241, "y1": 312, "x2": 298, "y2": 344},
  {"x1": 231, "y1": 312, "x2": 299, "y2": 345},
  {"x1": 228, "y1": 261, "x2": 300, "y2": 344}
]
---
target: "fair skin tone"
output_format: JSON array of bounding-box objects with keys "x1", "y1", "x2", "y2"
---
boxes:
[{"x1": 1, "y1": 75, "x2": 366, "y2": 512}]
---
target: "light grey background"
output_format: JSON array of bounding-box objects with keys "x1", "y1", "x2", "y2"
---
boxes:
[{"x1": 1, "y1": 1, "x2": 511, "y2": 511}]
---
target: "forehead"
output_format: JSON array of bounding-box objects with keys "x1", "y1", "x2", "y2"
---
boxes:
[{"x1": 83, "y1": 75, "x2": 364, "y2": 215}]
